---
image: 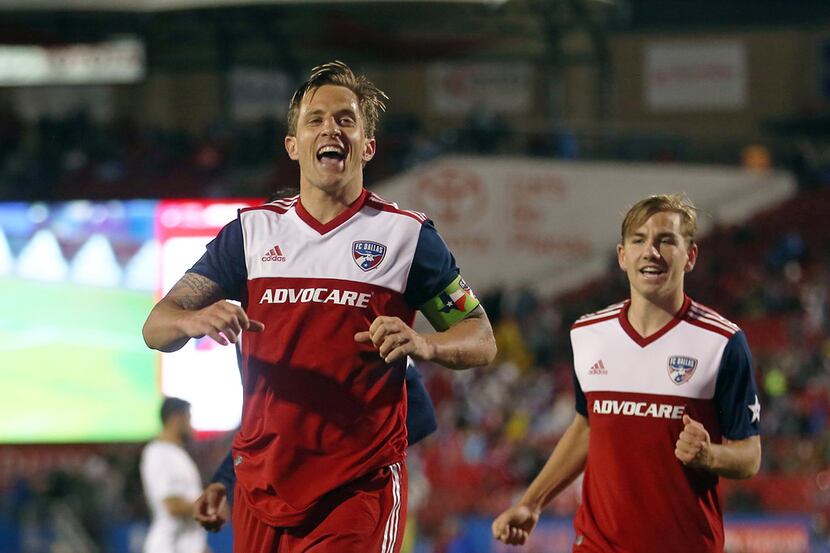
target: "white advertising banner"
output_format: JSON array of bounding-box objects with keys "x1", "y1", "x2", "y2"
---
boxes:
[
  {"x1": 376, "y1": 156, "x2": 795, "y2": 295},
  {"x1": 428, "y1": 62, "x2": 533, "y2": 114},
  {"x1": 0, "y1": 38, "x2": 144, "y2": 86},
  {"x1": 645, "y1": 41, "x2": 747, "y2": 111}
]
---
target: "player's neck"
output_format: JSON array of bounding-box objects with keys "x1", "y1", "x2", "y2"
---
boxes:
[
  {"x1": 626, "y1": 290, "x2": 685, "y2": 337},
  {"x1": 299, "y1": 180, "x2": 363, "y2": 225},
  {"x1": 158, "y1": 427, "x2": 184, "y2": 447}
]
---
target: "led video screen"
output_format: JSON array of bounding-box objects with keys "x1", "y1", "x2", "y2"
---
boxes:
[{"x1": 0, "y1": 199, "x2": 257, "y2": 443}]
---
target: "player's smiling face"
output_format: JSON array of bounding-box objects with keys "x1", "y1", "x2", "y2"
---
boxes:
[
  {"x1": 285, "y1": 84, "x2": 376, "y2": 199},
  {"x1": 617, "y1": 210, "x2": 698, "y2": 304}
]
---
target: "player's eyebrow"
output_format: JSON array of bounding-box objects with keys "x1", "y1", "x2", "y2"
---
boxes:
[
  {"x1": 628, "y1": 231, "x2": 679, "y2": 240},
  {"x1": 304, "y1": 108, "x2": 357, "y2": 118}
]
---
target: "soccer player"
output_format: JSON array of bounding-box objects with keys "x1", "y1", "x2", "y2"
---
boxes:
[
  {"x1": 193, "y1": 358, "x2": 438, "y2": 533},
  {"x1": 492, "y1": 194, "x2": 761, "y2": 553},
  {"x1": 142, "y1": 61, "x2": 496, "y2": 553},
  {"x1": 140, "y1": 397, "x2": 206, "y2": 553}
]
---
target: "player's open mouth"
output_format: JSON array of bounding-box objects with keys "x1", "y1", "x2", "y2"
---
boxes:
[
  {"x1": 316, "y1": 145, "x2": 346, "y2": 170},
  {"x1": 640, "y1": 266, "x2": 666, "y2": 279}
]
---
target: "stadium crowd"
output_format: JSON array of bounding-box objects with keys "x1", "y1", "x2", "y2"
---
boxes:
[
  {"x1": 2, "y1": 107, "x2": 801, "y2": 203},
  {"x1": 0, "y1": 108, "x2": 501, "y2": 201}
]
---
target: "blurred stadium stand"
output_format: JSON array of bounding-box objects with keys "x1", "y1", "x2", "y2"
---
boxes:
[{"x1": 1, "y1": 1, "x2": 830, "y2": 552}]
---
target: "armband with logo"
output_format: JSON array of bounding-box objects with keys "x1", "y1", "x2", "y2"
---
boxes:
[{"x1": 420, "y1": 274, "x2": 481, "y2": 331}]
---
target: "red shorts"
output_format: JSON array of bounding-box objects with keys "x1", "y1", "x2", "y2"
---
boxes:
[{"x1": 233, "y1": 462, "x2": 407, "y2": 553}]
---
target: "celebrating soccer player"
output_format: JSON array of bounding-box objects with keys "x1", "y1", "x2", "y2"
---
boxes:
[
  {"x1": 143, "y1": 61, "x2": 496, "y2": 553},
  {"x1": 492, "y1": 194, "x2": 761, "y2": 552}
]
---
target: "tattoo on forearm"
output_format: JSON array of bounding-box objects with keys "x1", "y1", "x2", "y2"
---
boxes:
[{"x1": 169, "y1": 273, "x2": 223, "y2": 310}]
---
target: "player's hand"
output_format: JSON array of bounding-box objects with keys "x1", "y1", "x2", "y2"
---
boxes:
[
  {"x1": 194, "y1": 482, "x2": 230, "y2": 532},
  {"x1": 354, "y1": 316, "x2": 434, "y2": 364},
  {"x1": 179, "y1": 300, "x2": 265, "y2": 346},
  {"x1": 492, "y1": 504, "x2": 539, "y2": 546},
  {"x1": 675, "y1": 414, "x2": 713, "y2": 469}
]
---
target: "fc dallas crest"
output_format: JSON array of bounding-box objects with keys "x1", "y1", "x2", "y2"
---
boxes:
[
  {"x1": 667, "y1": 355, "x2": 698, "y2": 385},
  {"x1": 352, "y1": 241, "x2": 386, "y2": 272}
]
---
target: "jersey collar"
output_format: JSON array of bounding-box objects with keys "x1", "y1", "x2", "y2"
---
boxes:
[
  {"x1": 618, "y1": 295, "x2": 692, "y2": 348},
  {"x1": 295, "y1": 188, "x2": 368, "y2": 235}
]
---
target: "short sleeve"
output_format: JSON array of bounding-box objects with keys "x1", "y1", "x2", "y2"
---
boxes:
[
  {"x1": 573, "y1": 370, "x2": 587, "y2": 417},
  {"x1": 405, "y1": 220, "x2": 482, "y2": 330},
  {"x1": 714, "y1": 331, "x2": 761, "y2": 440},
  {"x1": 403, "y1": 220, "x2": 459, "y2": 308},
  {"x1": 188, "y1": 217, "x2": 247, "y2": 301}
]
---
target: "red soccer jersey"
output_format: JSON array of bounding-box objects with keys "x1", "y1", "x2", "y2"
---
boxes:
[
  {"x1": 190, "y1": 189, "x2": 465, "y2": 526},
  {"x1": 569, "y1": 297, "x2": 760, "y2": 553}
]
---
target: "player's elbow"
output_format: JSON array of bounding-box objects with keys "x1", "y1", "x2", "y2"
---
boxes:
[
  {"x1": 467, "y1": 307, "x2": 496, "y2": 367},
  {"x1": 445, "y1": 315, "x2": 497, "y2": 369},
  {"x1": 142, "y1": 317, "x2": 167, "y2": 351},
  {"x1": 142, "y1": 318, "x2": 158, "y2": 349},
  {"x1": 463, "y1": 329, "x2": 497, "y2": 369},
  {"x1": 743, "y1": 447, "x2": 762, "y2": 479},
  {"x1": 142, "y1": 315, "x2": 187, "y2": 353},
  {"x1": 734, "y1": 460, "x2": 760, "y2": 480},
  {"x1": 733, "y1": 439, "x2": 762, "y2": 479},
  {"x1": 482, "y1": 333, "x2": 497, "y2": 366}
]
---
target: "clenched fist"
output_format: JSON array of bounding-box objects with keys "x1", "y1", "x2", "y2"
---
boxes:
[{"x1": 675, "y1": 414, "x2": 713, "y2": 469}]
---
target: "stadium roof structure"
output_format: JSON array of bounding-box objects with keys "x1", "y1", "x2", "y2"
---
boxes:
[{"x1": 0, "y1": 0, "x2": 511, "y2": 11}]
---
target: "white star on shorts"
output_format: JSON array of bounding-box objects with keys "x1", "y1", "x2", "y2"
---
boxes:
[{"x1": 748, "y1": 395, "x2": 761, "y2": 423}]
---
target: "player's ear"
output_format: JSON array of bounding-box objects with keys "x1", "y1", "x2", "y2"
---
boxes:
[
  {"x1": 285, "y1": 136, "x2": 299, "y2": 161},
  {"x1": 362, "y1": 138, "x2": 376, "y2": 164},
  {"x1": 616, "y1": 242, "x2": 626, "y2": 271},
  {"x1": 684, "y1": 241, "x2": 698, "y2": 272}
]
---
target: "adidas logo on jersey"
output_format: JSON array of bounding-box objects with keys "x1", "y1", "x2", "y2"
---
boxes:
[
  {"x1": 588, "y1": 360, "x2": 607, "y2": 375},
  {"x1": 262, "y1": 244, "x2": 286, "y2": 262}
]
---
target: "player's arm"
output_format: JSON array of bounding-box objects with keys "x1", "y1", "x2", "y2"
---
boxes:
[
  {"x1": 675, "y1": 417, "x2": 761, "y2": 479},
  {"x1": 143, "y1": 273, "x2": 264, "y2": 352},
  {"x1": 492, "y1": 413, "x2": 589, "y2": 545},
  {"x1": 142, "y1": 219, "x2": 264, "y2": 352},
  {"x1": 516, "y1": 413, "x2": 590, "y2": 511},
  {"x1": 355, "y1": 305, "x2": 495, "y2": 370},
  {"x1": 163, "y1": 496, "x2": 197, "y2": 518},
  {"x1": 420, "y1": 303, "x2": 496, "y2": 370},
  {"x1": 355, "y1": 220, "x2": 495, "y2": 369},
  {"x1": 711, "y1": 435, "x2": 761, "y2": 478}
]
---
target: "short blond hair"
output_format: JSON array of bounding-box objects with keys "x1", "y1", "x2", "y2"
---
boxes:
[
  {"x1": 620, "y1": 193, "x2": 698, "y2": 243},
  {"x1": 286, "y1": 60, "x2": 388, "y2": 138}
]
